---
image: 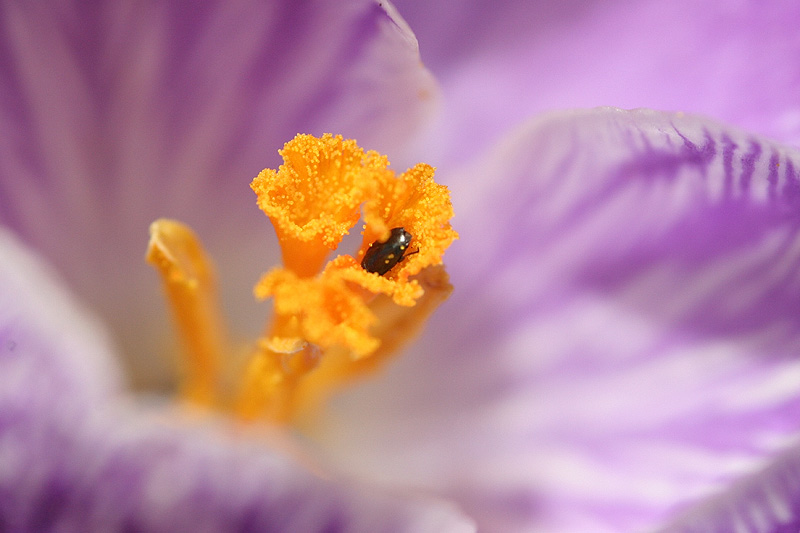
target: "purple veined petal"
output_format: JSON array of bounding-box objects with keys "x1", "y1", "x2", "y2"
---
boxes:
[
  {"x1": 312, "y1": 109, "x2": 800, "y2": 531},
  {"x1": 0, "y1": 226, "x2": 474, "y2": 532},
  {"x1": 393, "y1": 0, "x2": 800, "y2": 165},
  {"x1": 0, "y1": 227, "x2": 122, "y2": 405},
  {"x1": 0, "y1": 0, "x2": 438, "y2": 389},
  {"x1": 3, "y1": 408, "x2": 477, "y2": 532},
  {"x1": 659, "y1": 441, "x2": 800, "y2": 532}
]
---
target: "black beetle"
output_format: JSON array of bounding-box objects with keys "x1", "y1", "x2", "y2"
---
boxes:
[{"x1": 361, "y1": 227, "x2": 418, "y2": 276}]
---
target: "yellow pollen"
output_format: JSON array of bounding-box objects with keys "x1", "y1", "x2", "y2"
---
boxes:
[
  {"x1": 251, "y1": 134, "x2": 389, "y2": 277},
  {"x1": 147, "y1": 134, "x2": 457, "y2": 425}
]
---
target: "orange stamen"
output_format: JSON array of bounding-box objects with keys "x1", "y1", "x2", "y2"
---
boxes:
[
  {"x1": 146, "y1": 219, "x2": 226, "y2": 406},
  {"x1": 148, "y1": 134, "x2": 456, "y2": 425}
]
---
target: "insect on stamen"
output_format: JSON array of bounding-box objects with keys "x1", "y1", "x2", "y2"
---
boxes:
[{"x1": 361, "y1": 227, "x2": 416, "y2": 276}]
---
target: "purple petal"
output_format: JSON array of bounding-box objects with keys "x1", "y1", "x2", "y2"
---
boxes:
[
  {"x1": 3, "y1": 410, "x2": 476, "y2": 532},
  {"x1": 0, "y1": 228, "x2": 122, "y2": 405},
  {"x1": 0, "y1": 229, "x2": 474, "y2": 532},
  {"x1": 394, "y1": 0, "x2": 800, "y2": 162},
  {"x1": 661, "y1": 444, "x2": 800, "y2": 532},
  {"x1": 0, "y1": 0, "x2": 437, "y2": 387},
  {"x1": 315, "y1": 109, "x2": 800, "y2": 531}
]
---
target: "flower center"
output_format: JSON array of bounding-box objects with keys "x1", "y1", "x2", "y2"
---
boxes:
[{"x1": 146, "y1": 134, "x2": 457, "y2": 426}]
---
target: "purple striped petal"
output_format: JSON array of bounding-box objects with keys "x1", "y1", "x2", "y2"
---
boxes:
[
  {"x1": 661, "y1": 444, "x2": 800, "y2": 532},
  {"x1": 0, "y1": 0, "x2": 437, "y2": 388},
  {"x1": 315, "y1": 109, "x2": 800, "y2": 531},
  {"x1": 394, "y1": 0, "x2": 800, "y2": 163},
  {"x1": 0, "y1": 228, "x2": 122, "y2": 408},
  {"x1": 0, "y1": 229, "x2": 474, "y2": 532}
]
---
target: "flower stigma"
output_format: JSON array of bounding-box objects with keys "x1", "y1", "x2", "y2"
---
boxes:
[{"x1": 146, "y1": 134, "x2": 457, "y2": 426}]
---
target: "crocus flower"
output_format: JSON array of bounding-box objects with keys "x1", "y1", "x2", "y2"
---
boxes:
[{"x1": 3, "y1": 1, "x2": 800, "y2": 532}]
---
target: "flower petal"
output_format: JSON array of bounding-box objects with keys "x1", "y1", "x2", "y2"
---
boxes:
[
  {"x1": 661, "y1": 442, "x2": 800, "y2": 532},
  {"x1": 395, "y1": 0, "x2": 800, "y2": 162},
  {"x1": 317, "y1": 109, "x2": 800, "y2": 531},
  {"x1": 0, "y1": 227, "x2": 122, "y2": 404},
  {"x1": 0, "y1": 227, "x2": 473, "y2": 532},
  {"x1": 2, "y1": 409, "x2": 476, "y2": 532},
  {"x1": 0, "y1": 0, "x2": 438, "y2": 387}
]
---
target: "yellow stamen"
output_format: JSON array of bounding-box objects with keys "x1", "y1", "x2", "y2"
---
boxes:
[
  {"x1": 148, "y1": 134, "x2": 456, "y2": 426},
  {"x1": 361, "y1": 162, "x2": 457, "y2": 283},
  {"x1": 146, "y1": 219, "x2": 225, "y2": 406},
  {"x1": 235, "y1": 340, "x2": 320, "y2": 423},
  {"x1": 251, "y1": 134, "x2": 387, "y2": 277},
  {"x1": 253, "y1": 266, "x2": 380, "y2": 358},
  {"x1": 292, "y1": 265, "x2": 453, "y2": 427}
]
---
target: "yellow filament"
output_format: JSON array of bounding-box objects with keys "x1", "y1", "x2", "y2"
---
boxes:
[
  {"x1": 235, "y1": 341, "x2": 320, "y2": 423},
  {"x1": 292, "y1": 265, "x2": 453, "y2": 426},
  {"x1": 254, "y1": 265, "x2": 380, "y2": 359},
  {"x1": 146, "y1": 219, "x2": 226, "y2": 406}
]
